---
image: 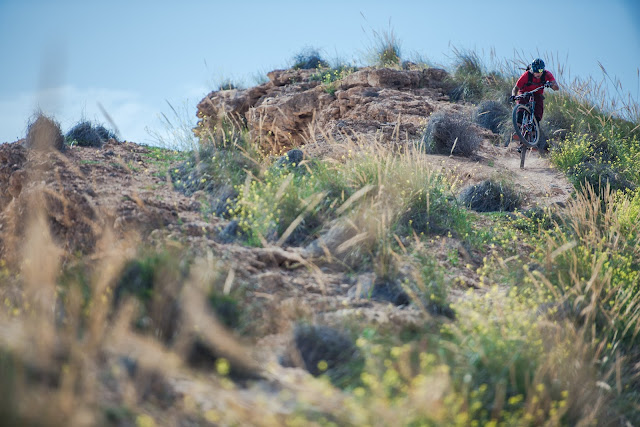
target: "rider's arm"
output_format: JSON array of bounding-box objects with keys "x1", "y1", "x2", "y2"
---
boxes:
[
  {"x1": 544, "y1": 71, "x2": 560, "y2": 91},
  {"x1": 511, "y1": 84, "x2": 520, "y2": 96},
  {"x1": 512, "y1": 73, "x2": 528, "y2": 96}
]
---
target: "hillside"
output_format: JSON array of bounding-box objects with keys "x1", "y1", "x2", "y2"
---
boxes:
[{"x1": 1, "y1": 63, "x2": 639, "y2": 426}]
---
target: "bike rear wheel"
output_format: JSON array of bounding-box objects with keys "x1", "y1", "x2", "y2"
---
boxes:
[{"x1": 512, "y1": 104, "x2": 540, "y2": 148}]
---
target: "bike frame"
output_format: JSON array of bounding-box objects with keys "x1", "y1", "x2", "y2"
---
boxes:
[
  {"x1": 510, "y1": 85, "x2": 545, "y2": 168},
  {"x1": 514, "y1": 86, "x2": 544, "y2": 141}
]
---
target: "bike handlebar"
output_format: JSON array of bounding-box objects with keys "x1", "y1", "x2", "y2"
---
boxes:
[{"x1": 513, "y1": 85, "x2": 545, "y2": 100}]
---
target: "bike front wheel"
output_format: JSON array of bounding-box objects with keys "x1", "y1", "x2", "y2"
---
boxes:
[{"x1": 512, "y1": 104, "x2": 540, "y2": 148}]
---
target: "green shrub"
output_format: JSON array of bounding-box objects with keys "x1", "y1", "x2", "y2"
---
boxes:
[
  {"x1": 230, "y1": 166, "x2": 327, "y2": 246},
  {"x1": 539, "y1": 95, "x2": 573, "y2": 142},
  {"x1": 363, "y1": 25, "x2": 402, "y2": 68},
  {"x1": 412, "y1": 251, "x2": 453, "y2": 318},
  {"x1": 170, "y1": 142, "x2": 258, "y2": 198},
  {"x1": 550, "y1": 132, "x2": 593, "y2": 173},
  {"x1": 509, "y1": 206, "x2": 561, "y2": 233},
  {"x1": 113, "y1": 253, "x2": 165, "y2": 305},
  {"x1": 441, "y1": 287, "x2": 547, "y2": 422},
  {"x1": 173, "y1": 120, "x2": 263, "y2": 217},
  {"x1": 447, "y1": 50, "x2": 485, "y2": 103},
  {"x1": 112, "y1": 249, "x2": 187, "y2": 341},
  {"x1": 533, "y1": 184, "x2": 640, "y2": 347},
  {"x1": 310, "y1": 65, "x2": 356, "y2": 95},
  {"x1": 0, "y1": 351, "x2": 20, "y2": 425},
  {"x1": 292, "y1": 47, "x2": 329, "y2": 70},
  {"x1": 551, "y1": 130, "x2": 639, "y2": 193},
  {"x1": 569, "y1": 161, "x2": 636, "y2": 194},
  {"x1": 397, "y1": 171, "x2": 468, "y2": 236}
]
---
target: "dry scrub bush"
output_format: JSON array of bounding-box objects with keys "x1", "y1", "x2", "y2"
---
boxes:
[
  {"x1": 475, "y1": 100, "x2": 510, "y2": 135},
  {"x1": 459, "y1": 179, "x2": 523, "y2": 212},
  {"x1": 25, "y1": 112, "x2": 64, "y2": 152},
  {"x1": 422, "y1": 111, "x2": 482, "y2": 157},
  {"x1": 66, "y1": 121, "x2": 117, "y2": 147}
]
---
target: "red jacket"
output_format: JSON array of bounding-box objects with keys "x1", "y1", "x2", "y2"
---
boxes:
[{"x1": 516, "y1": 70, "x2": 556, "y2": 94}]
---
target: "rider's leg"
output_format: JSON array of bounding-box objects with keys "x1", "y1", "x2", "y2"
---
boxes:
[
  {"x1": 533, "y1": 94, "x2": 547, "y2": 152},
  {"x1": 534, "y1": 94, "x2": 544, "y2": 123},
  {"x1": 516, "y1": 99, "x2": 526, "y2": 124}
]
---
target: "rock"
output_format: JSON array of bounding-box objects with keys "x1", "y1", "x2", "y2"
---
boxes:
[
  {"x1": 266, "y1": 69, "x2": 319, "y2": 87},
  {"x1": 338, "y1": 67, "x2": 448, "y2": 90},
  {"x1": 182, "y1": 221, "x2": 215, "y2": 237},
  {"x1": 197, "y1": 82, "x2": 273, "y2": 120},
  {"x1": 195, "y1": 66, "x2": 451, "y2": 153},
  {"x1": 347, "y1": 273, "x2": 375, "y2": 300},
  {"x1": 246, "y1": 86, "x2": 332, "y2": 151},
  {"x1": 302, "y1": 221, "x2": 359, "y2": 260},
  {"x1": 339, "y1": 67, "x2": 420, "y2": 90}
]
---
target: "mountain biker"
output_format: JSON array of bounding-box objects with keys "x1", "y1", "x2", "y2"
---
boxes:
[
  {"x1": 510, "y1": 58, "x2": 559, "y2": 123},
  {"x1": 509, "y1": 58, "x2": 559, "y2": 151}
]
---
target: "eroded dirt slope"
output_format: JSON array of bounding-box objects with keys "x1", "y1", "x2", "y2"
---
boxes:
[{"x1": 0, "y1": 135, "x2": 572, "y2": 303}]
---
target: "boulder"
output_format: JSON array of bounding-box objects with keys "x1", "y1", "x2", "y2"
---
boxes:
[
  {"x1": 246, "y1": 86, "x2": 333, "y2": 151},
  {"x1": 196, "y1": 82, "x2": 273, "y2": 119}
]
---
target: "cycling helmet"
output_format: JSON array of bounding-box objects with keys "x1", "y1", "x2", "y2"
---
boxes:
[{"x1": 531, "y1": 58, "x2": 545, "y2": 73}]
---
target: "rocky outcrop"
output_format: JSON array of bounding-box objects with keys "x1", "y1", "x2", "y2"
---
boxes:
[
  {"x1": 196, "y1": 66, "x2": 452, "y2": 152},
  {"x1": 338, "y1": 67, "x2": 448, "y2": 90}
]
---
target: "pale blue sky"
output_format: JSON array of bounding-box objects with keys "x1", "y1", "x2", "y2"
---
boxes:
[{"x1": 1, "y1": 0, "x2": 639, "y2": 145}]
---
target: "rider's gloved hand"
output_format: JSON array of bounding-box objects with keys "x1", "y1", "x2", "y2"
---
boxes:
[
  {"x1": 544, "y1": 81, "x2": 552, "y2": 88},
  {"x1": 509, "y1": 95, "x2": 516, "y2": 102}
]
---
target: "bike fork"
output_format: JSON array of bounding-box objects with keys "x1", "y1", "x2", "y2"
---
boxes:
[{"x1": 520, "y1": 143, "x2": 527, "y2": 168}]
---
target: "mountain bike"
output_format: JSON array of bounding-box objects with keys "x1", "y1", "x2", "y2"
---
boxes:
[{"x1": 505, "y1": 83, "x2": 550, "y2": 168}]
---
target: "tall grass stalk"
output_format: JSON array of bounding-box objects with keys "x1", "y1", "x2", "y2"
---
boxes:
[
  {"x1": 360, "y1": 18, "x2": 402, "y2": 68},
  {"x1": 148, "y1": 100, "x2": 199, "y2": 151}
]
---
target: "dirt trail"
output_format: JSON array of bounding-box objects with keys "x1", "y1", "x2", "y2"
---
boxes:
[{"x1": 422, "y1": 140, "x2": 573, "y2": 209}]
